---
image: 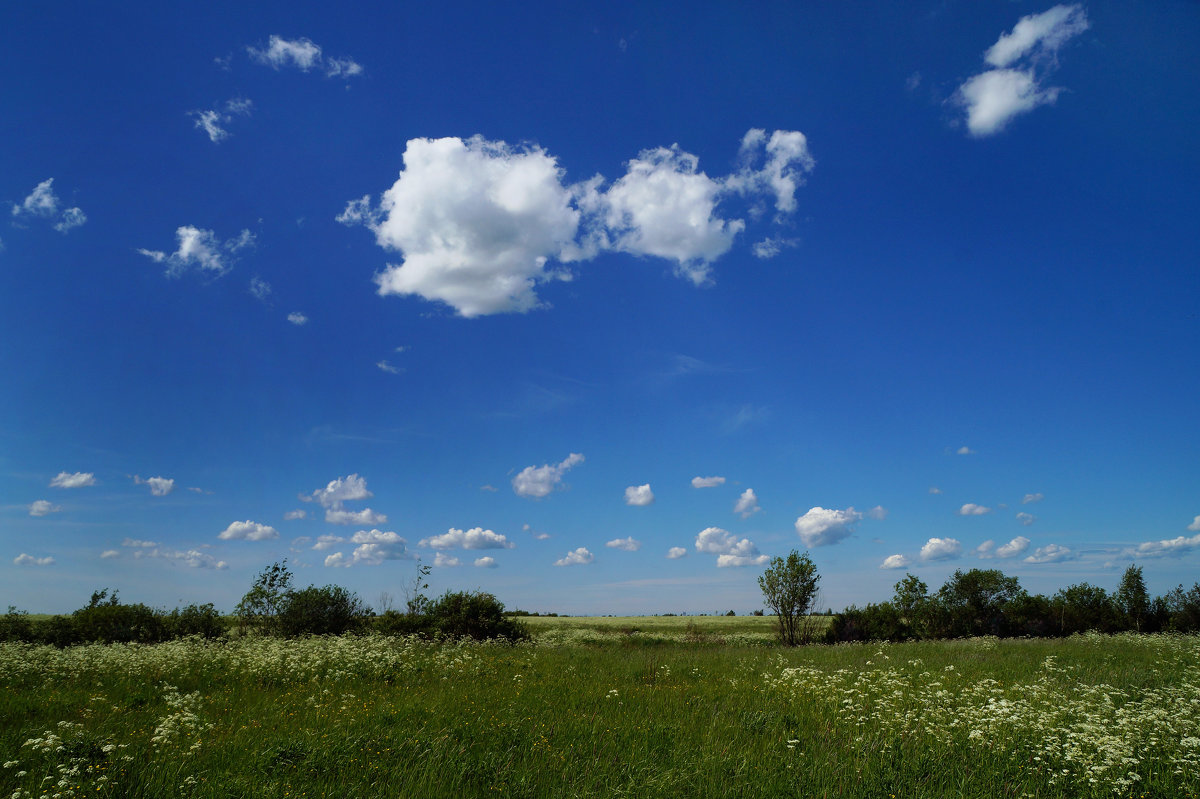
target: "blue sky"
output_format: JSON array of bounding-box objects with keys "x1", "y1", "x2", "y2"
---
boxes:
[{"x1": 3, "y1": 1, "x2": 1198, "y2": 615}]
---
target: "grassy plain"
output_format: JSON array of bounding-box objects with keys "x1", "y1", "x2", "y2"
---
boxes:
[{"x1": 2, "y1": 618, "x2": 1198, "y2": 798}]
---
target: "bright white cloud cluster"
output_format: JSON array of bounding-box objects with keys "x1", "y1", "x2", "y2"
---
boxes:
[
  {"x1": 434, "y1": 552, "x2": 461, "y2": 567},
  {"x1": 605, "y1": 536, "x2": 641, "y2": 551},
  {"x1": 624, "y1": 484, "x2": 654, "y2": 506},
  {"x1": 248, "y1": 35, "x2": 363, "y2": 78},
  {"x1": 475, "y1": 556, "x2": 498, "y2": 568},
  {"x1": 190, "y1": 98, "x2": 252, "y2": 143},
  {"x1": 955, "y1": 4, "x2": 1089, "y2": 137},
  {"x1": 11, "y1": 179, "x2": 86, "y2": 233},
  {"x1": 1024, "y1": 543, "x2": 1072, "y2": 563},
  {"x1": 1128, "y1": 531, "x2": 1200, "y2": 559},
  {"x1": 303, "y1": 474, "x2": 387, "y2": 525},
  {"x1": 794, "y1": 507, "x2": 863, "y2": 548},
  {"x1": 554, "y1": 547, "x2": 593, "y2": 566},
  {"x1": 418, "y1": 527, "x2": 514, "y2": 550},
  {"x1": 691, "y1": 476, "x2": 725, "y2": 488},
  {"x1": 50, "y1": 471, "x2": 95, "y2": 488},
  {"x1": 28, "y1": 500, "x2": 61, "y2": 517},
  {"x1": 977, "y1": 536, "x2": 1031, "y2": 559},
  {"x1": 920, "y1": 537, "x2": 962, "y2": 561},
  {"x1": 733, "y1": 488, "x2": 761, "y2": 519},
  {"x1": 958, "y1": 503, "x2": 992, "y2": 516},
  {"x1": 341, "y1": 130, "x2": 813, "y2": 316},
  {"x1": 880, "y1": 554, "x2": 911, "y2": 570},
  {"x1": 134, "y1": 475, "x2": 175, "y2": 496},
  {"x1": 218, "y1": 520, "x2": 279, "y2": 541},
  {"x1": 694, "y1": 526, "x2": 768, "y2": 568},
  {"x1": 348, "y1": 529, "x2": 411, "y2": 565},
  {"x1": 138, "y1": 226, "x2": 255, "y2": 278},
  {"x1": 512, "y1": 453, "x2": 584, "y2": 498},
  {"x1": 666, "y1": 546, "x2": 688, "y2": 559},
  {"x1": 14, "y1": 553, "x2": 55, "y2": 566},
  {"x1": 326, "y1": 508, "x2": 388, "y2": 526}
]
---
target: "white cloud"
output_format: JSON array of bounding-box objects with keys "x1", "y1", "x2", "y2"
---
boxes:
[
  {"x1": 474, "y1": 556, "x2": 498, "y2": 568},
  {"x1": 624, "y1": 484, "x2": 655, "y2": 506},
  {"x1": 189, "y1": 98, "x2": 252, "y2": 143},
  {"x1": 866, "y1": 505, "x2": 888, "y2": 521},
  {"x1": 691, "y1": 476, "x2": 725, "y2": 488},
  {"x1": 100, "y1": 550, "x2": 120, "y2": 559},
  {"x1": 376, "y1": 360, "x2": 402, "y2": 374},
  {"x1": 312, "y1": 535, "x2": 344, "y2": 551},
  {"x1": 751, "y1": 237, "x2": 796, "y2": 259},
  {"x1": 956, "y1": 446, "x2": 975, "y2": 455},
  {"x1": 283, "y1": 509, "x2": 307, "y2": 521},
  {"x1": 287, "y1": 312, "x2": 309, "y2": 326},
  {"x1": 880, "y1": 554, "x2": 911, "y2": 570},
  {"x1": 326, "y1": 508, "x2": 388, "y2": 526},
  {"x1": 218, "y1": 520, "x2": 280, "y2": 541},
  {"x1": 325, "y1": 57, "x2": 364, "y2": 78},
  {"x1": 512, "y1": 452, "x2": 584, "y2": 498},
  {"x1": 133, "y1": 548, "x2": 227, "y2": 569},
  {"x1": 14, "y1": 554, "x2": 55, "y2": 566},
  {"x1": 1022, "y1": 493, "x2": 1044, "y2": 504},
  {"x1": 955, "y1": 4, "x2": 1088, "y2": 137},
  {"x1": 249, "y1": 36, "x2": 323, "y2": 70},
  {"x1": 554, "y1": 547, "x2": 594, "y2": 566},
  {"x1": 1128, "y1": 532, "x2": 1200, "y2": 559},
  {"x1": 345, "y1": 130, "x2": 814, "y2": 316},
  {"x1": 929, "y1": 486, "x2": 943, "y2": 495},
  {"x1": 11, "y1": 179, "x2": 86, "y2": 233},
  {"x1": 134, "y1": 475, "x2": 175, "y2": 496},
  {"x1": 606, "y1": 536, "x2": 641, "y2": 551},
  {"x1": 958, "y1": 503, "x2": 992, "y2": 516},
  {"x1": 306, "y1": 474, "x2": 372, "y2": 508},
  {"x1": 122, "y1": 538, "x2": 157, "y2": 548},
  {"x1": 324, "y1": 552, "x2": 348, "y2": 568},
  {"x1": 28, "y1": 500, "x2": 61, "y2": 517},
  {"x1": 920, "y1": 537, "x2": 962, "y2": 561},
  {"x1": 794, "y1": 507, "x2": 863, "y2": 548},
  {"x1": 523, "y1": 523, "x2": 551, "y2": 541},
  {"x1": 1015, "y1": 512, "x2": 1036, "y2": 526},
  {"x1": 1024, "y1": 543, "x2": 1073, "y2": 564},
  {"x1": 139, "y1": 225, "x2": 254, "y2": 278},
  {"x1": 694, "y1": 526, "x2": 768, "y2": 567},
  {"x1": 978, "y1": 536, "x2": 1030, "y2": 559},
  {"x1": 733, "y1": 488, "x2": 761, "y2": 519},
  {"x1": 249, "y1": 277, "x2": 271, "y2": 301},
  {"x1": 418, "y1": 527, "x2": 515, "y2": 550},
  {"x1": 350, "y1": 529, "x2": 411, "y2": 565},
  {"x1": 1187, "y1": 515, "x2": 1200, "y2": 533},
  {"x1": 666, "y1": 546, "x2": 688, "y2": 559},
  {"x1": 50, "y1": 471, "x2": 95, "y2": 488},
  {"x1": 434, "y1": 552, "x2": 461, "y2": 567}
]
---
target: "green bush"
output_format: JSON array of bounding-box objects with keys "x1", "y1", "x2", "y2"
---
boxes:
[
  {"x1": 72, "y1": 589, "x2": 168, "y2": 644},
  {"x1": 278, "y1": 585, "x2": 371, "y2": 637},
  {"x1": 0, "y1": 607, "x2": 33, "y2": 642},
  {"x1": 427, "y1": 590, "x2": 528, "y2": 642},
  {"x1": 166, "y1": 603, "x2": 226, "y2": 639}
]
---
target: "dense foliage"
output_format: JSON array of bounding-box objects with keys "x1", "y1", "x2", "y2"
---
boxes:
[{"x1": 757, "y1": 550, "x2": 821, "y2": 645}]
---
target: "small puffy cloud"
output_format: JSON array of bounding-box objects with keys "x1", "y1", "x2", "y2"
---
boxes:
[
  {"x1": 978, "y1": 536, "x2": 1030, "y2": 559},
  {"x1": 794, "y1": 507, "x2": 863, "y2": 548},
  {"x1": 929, "y1": 486, "x2": 943, "y2": 495},
  {"x1": 955, "y1": 4, "x2": 1088, "y2": 137},
  {"x1": 880, "y1": 554, "x2": 911, "y2": 570},
  {"x1": 350, "y1": 529, "x2": 411, "y2": 565},
  {"x1": 866, "y1": 505, "x2": 888, "y2": 521},
  {"x1": 1024, "y1": 543, "x2": 1073, "y2": 564},
  {"x1": 694, "y1": 526, "x2": 768, "y2": 567},
  {"x1": 189, "y1": 98, "x2": 252, "y2": 143},
  {"x1": 434, "y1": 552, "x2": 461, "y2": 567},
  {"x1": 218, "y1": 520, "x2": 280, "y2": 541},
  {"x1": 14, "y1": 553, "x2": 55, "y2": 566},
  {"x1": 51, "y1": 471, "x2": 95, "y2": 488},
  {"x1": 139, "y1": 225, "x2": 254, "y2": 278},
  {"x1": 418, "y1": 527, "x2": 515, "y2": 550},
  {"x1": 100, "y1": 550, "x2": 120, "y2": 559},
  {"x1": 958, "y1": 503, "x2": 992, "y2": 516},
  {"x1": 920, "y1": 537, "x2": 962, "y2": 561},
  {"x1": 287, "y1": 311, "x2": 309, "y2": 326},
  {"x1": 1016, "y1": 512, "x2": 1036, "y2": 526},
  {"x1": 1187, "y1": 516, "x2": 1200, "y2": 533},
  {"x1": 283, "y1": 509, "x2": 307, "y2": 521},
  {"x1": 512, "y1": 452, "x2": 584, "y2": 499},
  {"x1": 624, "y1": 484, "x2": 654, "y2": 506},
  {"x1": 312, "y1": 534, "x2": 344, "y2": 551},
  {"x1": 306, "y1": 474, "x2": 372, "y2": 508},
  {"x1": 691, "y1": 476, "x2": 725, "y2": 489},
  {"x1": 956, "y1": 446, "x2": 975, "y2": 455},
  {"x1": 727, "y1": 128, "x2": 816, "y2": 215},
  {"x1": 605, "y1": 536, "x2": 641, "y2": 552},
  {"x1": 1128, "y1": 532, "x2": 1200, "y2": 559},
  {"x1": 733, "y1": 488, "x2": 761, "y2": 519},
  {"x1": 523, "y1": 523, "x2": 551, "y2": 541},
  {"x1": 326, "y1": 508, "x2": 388, "y2": 526},
  {"x1": 474, "y1": 556, "x2": 498, "y2": 568},
  {"x1": 133, "y1": 475, "x2": 175, "y2": 496},
  {"x1": 1022, "y1": 493, "x2": 1044, "y2": 504},
  {"x1": 324, "y1": 552, "x2": 347, "y2": 568},
  {"x1": 11, "y1": 179, "x2": 86, "y2": 233},
  {"x1": 666, "y1": 546, "x2": 688, "y2": 559},
  {"x1": 28, "y1": 500, "x2": 61, "y2": 517},
  {"x1": 122, "y1": 538, "x2": 157, "y2": 548},
  {"x1": 248, "y1": 36, "x2": 363, "y2": 78},
  {"x1": 134, "y1": 548, "x2": 227, "y2": 569},
  {"x1": 554, "y1": 547, "x2": 594, "y2": 566}
]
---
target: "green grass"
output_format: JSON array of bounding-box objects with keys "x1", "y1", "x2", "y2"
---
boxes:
[{"x1": 2, "y1": 631, "x2": 1198, "y2": 798}]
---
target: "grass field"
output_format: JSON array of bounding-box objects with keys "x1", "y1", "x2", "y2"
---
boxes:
[{"x1": 2, "y1": 619, "x2": 1198, "y2": 798}]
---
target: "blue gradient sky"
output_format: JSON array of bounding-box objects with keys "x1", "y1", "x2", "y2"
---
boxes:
[{"x1": 3, "y1": 1, "x2": 1198, "y2": 614}]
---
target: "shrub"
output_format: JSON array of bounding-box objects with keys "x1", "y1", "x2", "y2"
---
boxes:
[
  {"x1": 278, "y1": 585, "x2": 371, "y2": 637},
  {"x1": 72, "y1": 589, "x2": 168, "y2": 644},
  {"x1": 166, "y1": 603, "x2": 226, "y2": 639},
  {"x1": 0, "y1": 607, "x2": 33, "y2": 642},
  {"x1": 427, "y1": 590, "x2": 528, "y2": 641}
]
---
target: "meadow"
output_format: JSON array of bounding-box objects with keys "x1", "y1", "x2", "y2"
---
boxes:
[{"x1": 2, "y1": 619, "x2": 1198, "y2": 798}]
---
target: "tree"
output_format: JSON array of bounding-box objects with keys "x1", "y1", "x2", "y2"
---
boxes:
[
  {"x1": 758, "y1": 550, "x2": 821, "y2": 646},
  {"x1": 1115, "y1": 564, "x2": 1150, "y2": 632},
  {"x1": 278, "y1": 585, "x2": 371, "y2": 637},
  {"x1": 892, "y1": 574, "x2": 931, "y2": 638},
  {"x1": 235, "y1": 560, "x2": 294, "y2": 634},
  {"x1": 936, "y1": 569, "x2": 1025, "y2": 637}
]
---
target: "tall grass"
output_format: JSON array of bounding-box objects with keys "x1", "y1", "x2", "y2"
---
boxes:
[{"x1": 2, "y1": 629, "x2": 1197, "y2": 798}]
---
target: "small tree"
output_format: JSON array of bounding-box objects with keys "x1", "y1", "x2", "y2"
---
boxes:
[
  {"x1": 1115, "y1": 564, "x2": 1150, "y2": 632},
  {"x1": 758, "y1": 550, "x2": 821, "y2": 646},
  {"x1": 235, "y1": 560, "x2": 294, "y2": 634},
  {"x1": 278, "y1": 585, "x2": 370, "y2": 637}
]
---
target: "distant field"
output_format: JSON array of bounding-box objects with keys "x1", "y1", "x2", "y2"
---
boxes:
[
  {"x1": 518, "y1": 613, "x2": 826, "y2": 645},
  {"x1": 3, "y1": 631, "x2": 1198, "y2": 798}
]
